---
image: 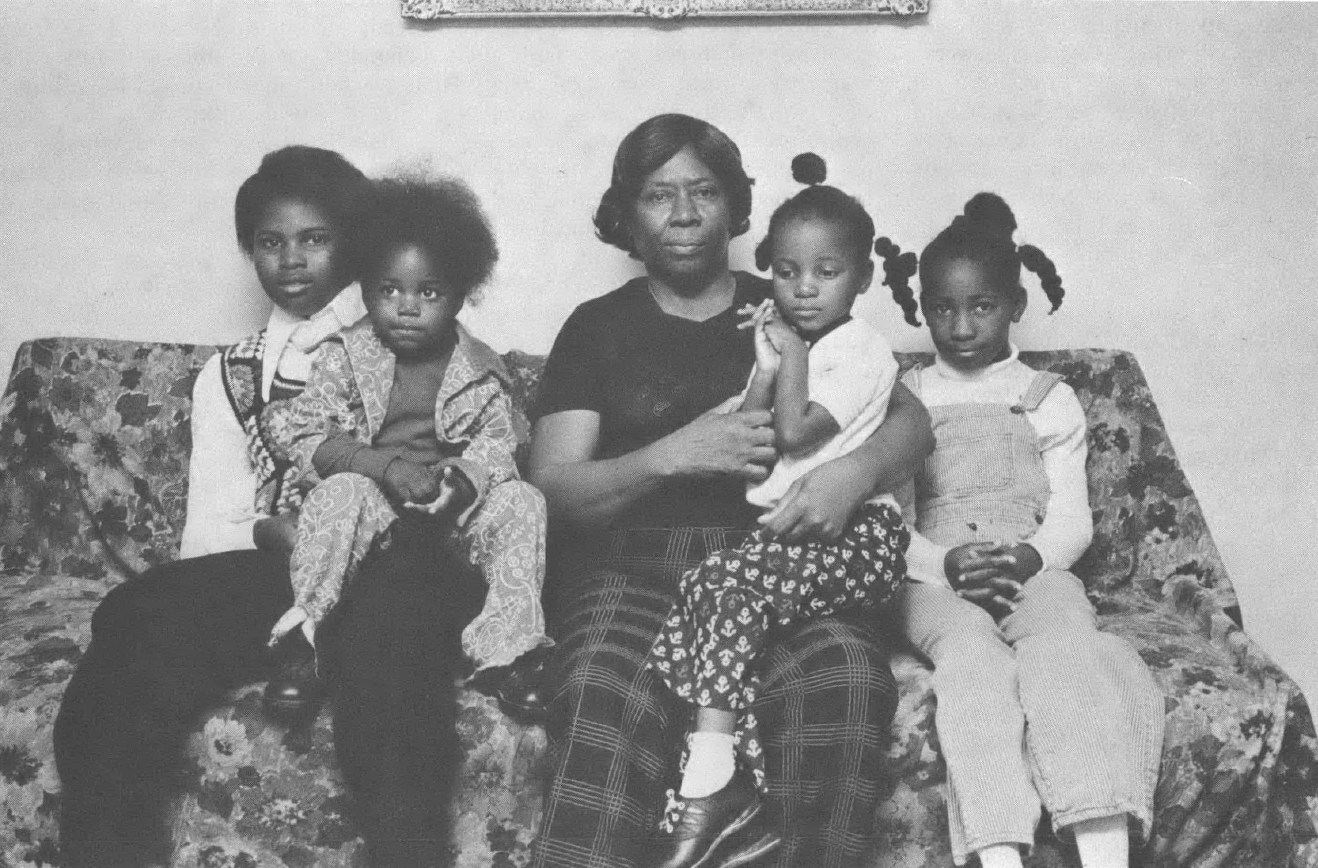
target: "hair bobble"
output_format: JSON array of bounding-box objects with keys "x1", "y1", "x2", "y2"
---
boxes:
[
  {"x1": 754, "y1": 156, "x2": 874, "y2": 275},
  {"x1": 962, "y1": 192, "x2": 1017, "y2": 241},
  {"x1": 790, "y1": 152, "x2": 827, "y2": 186}
]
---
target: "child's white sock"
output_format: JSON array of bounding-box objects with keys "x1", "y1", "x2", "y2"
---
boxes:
[
  {"x1": 976, "y1": 844, "x2": 1024, "y2": 868},
  {"x1": 679, "y1": 731, "x2": 736, "y2": 798},
  {"x1": 1073, "y1": 815, "x2": 1129, "y2": 868}
]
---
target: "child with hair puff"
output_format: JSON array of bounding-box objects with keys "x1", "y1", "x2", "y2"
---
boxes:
[
  {"x1": 876, "y1": 193, "x2": 1163, "y2": 868},
  {"x1": 643, "y1": 155, "x2": 923, "y2": 868},
  {"x1": 268, "y1": 172, "x2": 552, "y2": 718}
]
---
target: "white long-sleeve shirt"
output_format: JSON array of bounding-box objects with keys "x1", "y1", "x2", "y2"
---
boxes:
[
  {"x1": 904, "y1": 344, "x2": 1092, "y2": 586},
  {"x1": 178, "y1": 287, "x2": 365, "y2": 559}
]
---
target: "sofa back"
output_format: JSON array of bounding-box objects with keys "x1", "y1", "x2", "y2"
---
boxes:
[{"x1": 0, "y1": 338, "x2": 1236, "y2": 616}]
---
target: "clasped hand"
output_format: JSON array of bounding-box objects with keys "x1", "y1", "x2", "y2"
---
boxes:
[
  {"x1": 944, "y1": 541, "x2": 1043, "y2": 618},
  {"x1": 383, "y1": 460, "x2": 473, "y2": 520},
  {"x1": 736, "y1": 299, "x2": 803, "y2": 374}
]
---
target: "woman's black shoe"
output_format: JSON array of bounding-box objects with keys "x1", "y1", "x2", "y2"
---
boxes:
[
  {"x1": 652, "y1": 772, "x2": 781, "y2": 868},
  {"x1": 263, "y1": 633, "x2": 325, "y2": 719},
  {"x1": 467, "y1": 646, "x2": 552, "y2": 724}
]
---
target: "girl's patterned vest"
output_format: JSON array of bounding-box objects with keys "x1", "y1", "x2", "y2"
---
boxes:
[
  {"x1": 903, "y1": 366, "x2": 1064, "y2": 548},
  {"x1": 219, "y1": 331, "x2": 309, "y2": 518}
]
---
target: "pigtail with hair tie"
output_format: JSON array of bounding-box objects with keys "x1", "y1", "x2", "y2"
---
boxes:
[
  {"x1": 875, "y1": 237, "x2": 920, "y2": 326},
  {"x1": 1019, "y1": 244, "x2": 1065, "y2": 313}
]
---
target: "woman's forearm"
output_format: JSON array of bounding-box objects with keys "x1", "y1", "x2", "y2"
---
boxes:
[
  {"x1": 834, "y1": 383, "x2": 933, "y2": 495},
  {"x1": 529, "y1": 411, "x2": 678, "y2": 529},
  {"x1": 530, "y1": 408, "x2": 776, "y2": 530},
  {"x1": 530, "y1": 442, "x2": 672, "y2": 530}
]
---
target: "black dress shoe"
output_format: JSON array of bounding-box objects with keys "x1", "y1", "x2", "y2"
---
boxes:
[
  {"x1": 652, "y1": 772, "x2": 781, "y2": 868},
  {"x1": 263, "y1": 633, "x2": 325, "y2": 718},
  {"x1": 468, "y1": 646, "x2": 552, "y2": 724}
]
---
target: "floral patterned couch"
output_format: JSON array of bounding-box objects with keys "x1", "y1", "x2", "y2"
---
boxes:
[{"x1": 0, "y1": 337, "x2": 1315, "y2": 868}]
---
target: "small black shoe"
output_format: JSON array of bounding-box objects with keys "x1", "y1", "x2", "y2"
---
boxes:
[
  {"x1": 652, "y1": 772, "x2": 780, "y2": 868},
  {"x1": 713, "y1": 828, "x2": 781, "y2": 868},
  {"x1": 468, "y1": 646, "x2": 552, "y2": 724},
  {"x1": 263, "y1": 634, "x2": 325, "y2": 719}
]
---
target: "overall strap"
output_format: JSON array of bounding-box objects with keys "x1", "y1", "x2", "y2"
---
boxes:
[
  {"x1": 899, "y1": 364, "x2": 924, "y2": 398},
  {"x1": 1015, "y1": 370, "x2": 1065, "y2": 413}
]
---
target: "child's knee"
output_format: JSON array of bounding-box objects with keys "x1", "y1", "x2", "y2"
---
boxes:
[
  {"x1": 91, "y1": 581, "x2": 152, "y2": 636},
  {"x1": 487, "y1": 479, "x2": 546, "y2": 518},
  {"x1": 921, "y1": 610, "x2": 1010, "y2": 670},
  {"x1": 1007, "y1": 570, "x2": 1096, "y2": 636},
  {"x1": 309, "y1": 471, "x2": 379, "y2": 507}
]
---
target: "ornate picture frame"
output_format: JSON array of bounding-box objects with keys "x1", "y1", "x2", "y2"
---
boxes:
[{"x1": 402, "y1": 0, "x2": 925, "y2": 21}]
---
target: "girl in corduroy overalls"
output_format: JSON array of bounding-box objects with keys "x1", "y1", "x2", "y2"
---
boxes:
[{"x1": 882, "y1": 193, "x2": 1164, "y2": 868}]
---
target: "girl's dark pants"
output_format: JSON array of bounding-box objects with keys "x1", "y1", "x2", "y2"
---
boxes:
[{"x1": 53, "y1": 519, "x2": 485, "y2": 868}]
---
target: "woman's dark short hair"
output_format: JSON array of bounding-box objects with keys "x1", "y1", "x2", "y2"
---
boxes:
[
  {"x1": 355, "y1": 174, "x2": 499, "y2": 301},
  {"x1": 593, "y1": 114, "x2": 754, "y2": 256},
  {"x1": 233, "y1": 145, "x2": 370, "y2": 255}
]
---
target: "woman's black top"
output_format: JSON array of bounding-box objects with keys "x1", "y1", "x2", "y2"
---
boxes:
[{"x1": 533, "y1": 272, "x2": 770, "y2": 530}]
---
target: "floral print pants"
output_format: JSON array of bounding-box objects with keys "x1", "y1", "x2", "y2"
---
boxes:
[
  {"x1": 648, "y1": 502, "x2": 908, "y2": 715},
  {"x1": 289, "y1": 472, "x2": 551, "y2": 670}
]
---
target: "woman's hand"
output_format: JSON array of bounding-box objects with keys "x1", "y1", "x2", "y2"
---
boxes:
[
  {"x1": 253, "y1": 514, "x2": 298, "y2": 557},
  {"x1": 652, "y1": 410, "x2": 776, "y2": 483},
  {"x1": 758, "y1": 458, "x2": 865, "y2": 542}
]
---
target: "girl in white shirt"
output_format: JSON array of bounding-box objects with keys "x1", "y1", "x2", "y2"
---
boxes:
[
  {"x1": 644, "y1": 158, "x2": 915, "y2": 868},
  {"x1": 885, "y1": 193, "x2": 1163, "y2": 868}
]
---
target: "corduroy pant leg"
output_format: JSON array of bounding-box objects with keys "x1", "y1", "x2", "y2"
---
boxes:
[
  {"x1": 896, "y1": 580, "x2": 1040, "y2": 864},
  {"x1": 1003, "y1": 570, "x2": 1164, "y2": 840}
]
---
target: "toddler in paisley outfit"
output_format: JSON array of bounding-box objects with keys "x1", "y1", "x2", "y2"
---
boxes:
[
  {"x1": 644, "y1": 156, "x2": 915, "y2": 868},
  {"x1": 268, "y1": 172, "x2": 552, "y2": 718}
]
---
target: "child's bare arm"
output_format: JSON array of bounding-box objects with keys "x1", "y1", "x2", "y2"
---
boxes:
[
  {"x1": 764, "y1": 318, "x2": 839, "y2": 455},
  {"x1": 738, "y1": 367, "x2": 776, "y2": 414},
  {"x1": 737, "y1": 300, "x2": 779, "y2": 414}
]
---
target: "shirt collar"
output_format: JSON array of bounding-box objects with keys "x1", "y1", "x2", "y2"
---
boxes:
[
  {"x1": 260, "y1": 283, "x2": 366, "y2": 400},
  {"x1": 453, "y1": 322, "x2": 509, "y2": 385},
  {"x1": 932, "y1": 341, "x2": 1020, "y2": 382}
]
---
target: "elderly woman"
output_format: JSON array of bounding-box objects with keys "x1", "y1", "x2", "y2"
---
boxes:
[{"x1": 529, "y1": 114, "x2": 933, "y2": 868}]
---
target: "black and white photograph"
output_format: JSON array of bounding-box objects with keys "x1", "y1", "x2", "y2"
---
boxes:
[{"x1": 0, "y1": 2, "x2": 1315, "y2": 867}]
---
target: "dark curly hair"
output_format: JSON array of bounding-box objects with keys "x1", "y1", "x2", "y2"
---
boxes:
[
  {"x1": 755, "y1": 153, "x2": 918, "y2": 322},
  {"x1": 916, "y1": 192, "x2": 1064, "y2": 316},
  {"x1": 355, "y1": 173, "x2": 499, "y2": 301},
  {"x1": 233, "y1": 145, "x2": 370, "y2": 257},
  {"x1": 593, "y1": 114, "x2": 754, "y2": 256}
]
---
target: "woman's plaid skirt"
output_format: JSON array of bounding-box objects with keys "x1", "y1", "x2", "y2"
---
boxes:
[{"x1": 532, "y1": 526, "x2": 898, "y2": 868}]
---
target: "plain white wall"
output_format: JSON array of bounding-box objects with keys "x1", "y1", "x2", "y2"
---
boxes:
[{"x1": 2, "y1": 0, "x2": 1316, "y2": 698}]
